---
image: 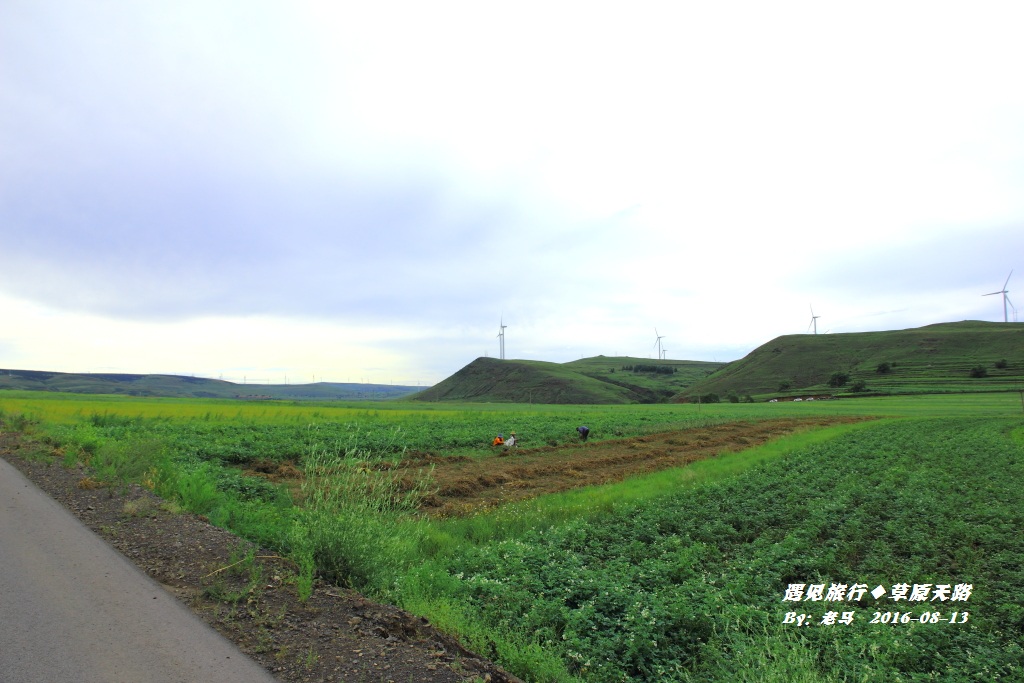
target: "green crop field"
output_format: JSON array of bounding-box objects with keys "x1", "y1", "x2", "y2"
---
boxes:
[{"x1": 2, "y1": 391, "x2": 1023, "y2": 682}]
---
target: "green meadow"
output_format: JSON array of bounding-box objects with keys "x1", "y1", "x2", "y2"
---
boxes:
[{"x1": 2, "y1": 391, "x2": 1023, "y2": 682}]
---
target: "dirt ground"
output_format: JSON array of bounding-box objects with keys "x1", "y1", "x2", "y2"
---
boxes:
[
  {"x1": 402, "y1": 417, "x2": 867, "y2": 517},
  {"x1": 1, "y1": 433, "x2": 519, "y2": 683},
  {"x1": 1, "y1": 416, "x2": 862, "y2": 682}
]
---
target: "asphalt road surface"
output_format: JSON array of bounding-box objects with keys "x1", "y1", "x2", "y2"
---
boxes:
[{"x1": 0, "y1": 457, "x2": 280, "y2": 683}]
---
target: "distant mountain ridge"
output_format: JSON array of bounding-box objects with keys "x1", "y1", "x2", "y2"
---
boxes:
[{"x1": 0, "y1": 369, "x2": 421, "y2": 401}]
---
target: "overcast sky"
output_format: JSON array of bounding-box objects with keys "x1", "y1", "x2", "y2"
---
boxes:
[{"x1": 2, "y1": 1, "x2": 1023, "y2": 386}]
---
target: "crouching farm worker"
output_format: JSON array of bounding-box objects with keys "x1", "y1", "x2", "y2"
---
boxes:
[{"x1": 577, "y1": 425, "x2": 590, "y2": 442}]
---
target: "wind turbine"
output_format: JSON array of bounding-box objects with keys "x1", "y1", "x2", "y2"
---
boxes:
[
  {"x1": 807, "y1": 305, "x2": 821, "y2": 335},
  {"x1": 653, "y1": 328, "x2": 665, "y2": 360},
  {"x1": 497, "y1": 317, "x2": 508, "y2": 359},
  {"x1": 982, "y1": 270, "x2": 1013, "y2": 323}
]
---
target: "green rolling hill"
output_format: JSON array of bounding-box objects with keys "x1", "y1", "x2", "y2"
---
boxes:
[
  {"x1": 410, "y1": 356, "x2": 724, "y2": 404},
  {"x1": 674, "y1": 321, "x2": 1024, "y2": 401},
  {"x1": 5, "y1": 321, "x2": 1020, "y2": 405},
  {"x1": 0, "y1": 369, "x2": 421, "y2": 401}
]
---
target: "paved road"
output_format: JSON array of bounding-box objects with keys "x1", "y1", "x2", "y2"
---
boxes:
[{"x1": 0, "y1": 457, "x2": 280, "y2": 683}]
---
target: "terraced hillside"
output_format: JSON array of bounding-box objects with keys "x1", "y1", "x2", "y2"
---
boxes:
[{"x1": 675, "y1": 321, "x2": 1024, "y2": 401}]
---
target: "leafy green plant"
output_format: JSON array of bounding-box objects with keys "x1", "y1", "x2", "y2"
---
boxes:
[{"x1": 426, "y1": 419, "x2": 1024, "y2": 681}]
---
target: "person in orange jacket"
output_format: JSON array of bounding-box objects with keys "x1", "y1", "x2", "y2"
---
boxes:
[{"x1": 492, "y1": 434, "x2": 504, "y2": 447}]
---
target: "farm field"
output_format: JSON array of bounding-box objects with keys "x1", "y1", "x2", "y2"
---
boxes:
[
  {"x1": 2, "y1": 391, "x2": 1023, "y2": 682},
  {"x1": 395, "y1": 417, "x2": 868, "y2": 518}
]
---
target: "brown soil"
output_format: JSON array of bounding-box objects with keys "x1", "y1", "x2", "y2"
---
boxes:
[
  {"x1": 402, "y1": 417, "x2": 866, "y2": 517},
  {"x1": 1, "y1": 432, "x2": 519, "y2": 683}
]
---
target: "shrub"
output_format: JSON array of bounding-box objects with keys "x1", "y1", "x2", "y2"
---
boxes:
[
  {"x1": 90, "y1": 437, "x2": 168, "y2": 486},
  {"x1": 699, "y1": 393, "x2": 721, "y2": 404},
  {"x1": 995, "y1": 359, "x2": 1008, "y2": 369},
  {"x1": 828, "y1": 372, "x2": 850, "y2": 387},
  {"x1": 876, "y1": 362, "x2": 892, "y2": 374},
  {"x1": 778, "y1": 382, "x2": 791, "y2": 391},
  {"x1": 970, "y1": 365, "x2": 988, "y2": 378},
  {"x1": 850, "y1": 380, "x2": 867, "y2": 392},
  {"x1": 727, "y1": 392, "x2": 740, "y2": 404}
]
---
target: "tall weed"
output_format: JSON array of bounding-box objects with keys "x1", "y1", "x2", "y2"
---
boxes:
[
  {"x1": 290, "y1": 444, "x2": 431, "y2": 592},
  {"x1": 89, "y1": 437, "x2": 168, "y2": 486}
]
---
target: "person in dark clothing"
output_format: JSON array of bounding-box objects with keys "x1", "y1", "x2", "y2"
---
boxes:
[{"x1": 576, "y1": 425, "x2": 590, "y2": 442}]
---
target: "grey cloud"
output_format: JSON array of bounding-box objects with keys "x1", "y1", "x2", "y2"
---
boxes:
[{"x1": 1, "y1": 163, "x2": 525, "y2": 322}]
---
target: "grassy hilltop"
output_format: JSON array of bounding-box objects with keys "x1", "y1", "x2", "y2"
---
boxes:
[
  {"x1": 411, "y1": 356, "x2": 724, "y2": 404},
  {"x1": 675, "y1": 320, "x2": 1024, "y2": 401}
]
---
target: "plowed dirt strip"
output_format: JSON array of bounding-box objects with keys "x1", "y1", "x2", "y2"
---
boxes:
[{"x1": 406, "y1": 417, "x2": 866, "y2": 517}]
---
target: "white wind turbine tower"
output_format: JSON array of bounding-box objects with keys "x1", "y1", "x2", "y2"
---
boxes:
[
  {"x1": 982, "y1": 270, "x2": 1014, "y2": 323},
  {"x1": 653, "y1": 328, "x2": 665, "y2": 360},
  {"x1": 808, "y1": 305, "x2": 821, "y2": 335},
  {"x1": 497, "y1": 317, "x2": 507, "y2": 360}
]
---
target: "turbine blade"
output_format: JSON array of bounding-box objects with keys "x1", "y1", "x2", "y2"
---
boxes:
[
  {"x1": 983, "y1": 291, "x2": 1002, "y2": 296},
  {"x1": 1004, "y1": 270, "x2": 1013, "y2": 289}
]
